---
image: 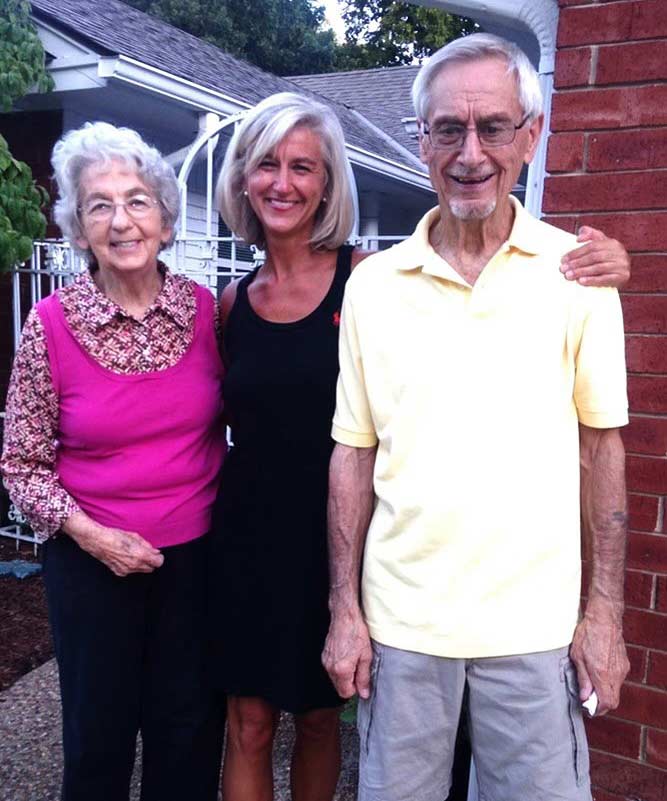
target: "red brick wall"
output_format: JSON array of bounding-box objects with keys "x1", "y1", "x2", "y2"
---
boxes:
[{"x1": 544, "y1": 2, "x2": 667, "y2": 799}]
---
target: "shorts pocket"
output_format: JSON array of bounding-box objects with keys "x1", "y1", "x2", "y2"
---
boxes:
[
  {"x1": 562, "y1": 658, "x2": 589, "y2": 787},
  {"x1": 357, "y1": 642, "x2": 383, "y2": 755}
]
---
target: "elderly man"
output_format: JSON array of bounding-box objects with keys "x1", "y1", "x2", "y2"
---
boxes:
[{"x1": 323, "y1": 33, "x2": 629, "y2": 801}]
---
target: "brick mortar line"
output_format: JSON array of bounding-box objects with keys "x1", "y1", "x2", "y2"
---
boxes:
[
  {"x1": 640, "y1": 722, "x2": 648, "y2": 761},
  {"x1": 554, "y1": 81, "x2": 667, "y2": 92},
  {"x1": 553, "y1": 126, "x2": 667, "y2": 134},
  {"x1": 590, "y1": 79, "x2": 667, "y2": 91},
  {"x1": 541, "y1": 213, "x2": 667, "y2": 218},
  {"x1": 557, "y1": 42, "x2": 667, "y2": 53},
  {"x1": 624, "y1": 610, "x2": 667, "y2": 620},
  {"x1": 546, "y1": 207, "x2": 667, "y2": 215},
  {"x1": 613, "y1": 678, "x2": 667, "y2": 692},
  {"x1": 649, "y1": 574, "x2": 658, "y2": 615},
  {"x1": 549, "y1": 168, "x2": 667, "y2": 176},
  {"x1": 588, "y1": 744, "x2": 667, "y2": 767},
  {"x1": 628, "y1": 530, "x2": 667, "y2": 539},
  {"x1": 548, "y1": 209, "x2": 667, "y2": 215},
  {"x1": 589, "y1": 44, "x2": 599, "y2": 86},
  {"x1": 625, "y1": 568, "x2": 665, "y2": 580}
]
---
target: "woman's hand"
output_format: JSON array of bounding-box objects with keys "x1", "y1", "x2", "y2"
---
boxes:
[
  {"x1": 560, "y1": 227, "x2": 631, "y2": 288},
  {"x1": 63, "y1": 511, "x2": 164, "y2": 576}
]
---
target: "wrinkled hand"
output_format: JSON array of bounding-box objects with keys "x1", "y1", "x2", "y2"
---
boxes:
[
  {"x1": 85, "y1": 527, "x2": 164, "y2": 576},
  {"x1": 322, "y1": 607, "x2": 373, "y2": 699},
  {"x1": 560, "y1": 226, "x2": 631, "y2": 288},
  {"x1": 64, "y1": 512, "x2": 164, "y2": 576},
  {"x1": 570, "y1": 607, "x2": 629, "y2": 715}
]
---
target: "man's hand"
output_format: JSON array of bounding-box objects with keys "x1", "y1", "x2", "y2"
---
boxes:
[
  {"x1": 570, "y1": 600, "x2": 630, "y2": 715},
  {"x1": 560, "y1": 226, "x2": 630, "y2": 288},
  {"x1": 322, "y1": 605, "x2": 373, "y2": 699},
  {"x1": 63, "y1": 510, "x2": 164, "y2": 576}
]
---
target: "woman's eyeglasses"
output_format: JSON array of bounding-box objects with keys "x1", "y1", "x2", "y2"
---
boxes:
[{"x1": 79, "y1": 194, "x2": 160, "y2": 222}]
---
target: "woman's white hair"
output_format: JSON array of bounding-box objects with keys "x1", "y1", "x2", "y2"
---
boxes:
[
  {"x1": 216, "y1": 92, "x2": 355, "y2": 251},
  {"x1": 412, "y1": 33, "x2": 543, "y2": 122},
  {"x1": 51, "y1": 121, "x2": 180, "y2": 257}
]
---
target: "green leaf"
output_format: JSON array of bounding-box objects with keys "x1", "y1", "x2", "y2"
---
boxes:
[{"x1": 16, "y1": 234, "x2": 33, "y2": 262}]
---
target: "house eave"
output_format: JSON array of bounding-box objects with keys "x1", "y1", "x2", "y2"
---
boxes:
[{"x1": 98, "y1": 55, "x2": 251, "y2": 117}]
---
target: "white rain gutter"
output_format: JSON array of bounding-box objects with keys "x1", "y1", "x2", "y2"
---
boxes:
[{"x1": 97, "y1": 55, "x2": 251, "y2": 117}]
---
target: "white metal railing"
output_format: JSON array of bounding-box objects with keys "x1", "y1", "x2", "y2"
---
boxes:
[
  {"x1": 357, "y1": 234, "x2": 409, "y2": 251},
  {"x1": 9, "y1": 236, "x2": 261, "y2": 355}
]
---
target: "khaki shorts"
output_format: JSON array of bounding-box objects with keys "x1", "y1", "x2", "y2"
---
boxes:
[{"x1": 357, "y1": 642, "x2": 592, "y2": 801}]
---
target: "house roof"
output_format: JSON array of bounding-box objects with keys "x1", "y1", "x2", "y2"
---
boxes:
[
  {"x1": 30, "y1": 0, "x2": 424, "y2": 173},
  {"x1": 292, "y1": 66, "x2": 421, "y2": 158}
]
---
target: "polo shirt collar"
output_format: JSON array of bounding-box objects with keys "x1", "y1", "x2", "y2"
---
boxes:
[
  {"x1": 83, "y1": 262, "x2": 190, "y2": 330},
  {"x1": 397, "y1": 196, "x2": 541, "y2": 280},
  {"x1": 505, "y1": 196, "x2": 542, "y2": 256}
]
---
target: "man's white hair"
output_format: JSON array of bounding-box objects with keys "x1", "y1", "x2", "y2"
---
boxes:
[{"x1": 412, "y1": 33, "x2": 543, "y2": 122}]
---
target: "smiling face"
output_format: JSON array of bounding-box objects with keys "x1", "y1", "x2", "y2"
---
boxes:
[
  {"x1": 419, "y1": 57, "x2": 543, "y2": 223},
  {"x1": 75, "y1": 159, "x2": 171, "y2": 278},
  {"x1": 246, "y1": 125, "x2": 328, "y2": 244}
]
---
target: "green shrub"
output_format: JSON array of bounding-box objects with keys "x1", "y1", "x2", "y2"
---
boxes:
[
  {"x1": 0, "y1": 134, "x2": 48, "y2": 270},
  {"x1": 0, "y1": 0, "x2": 53, "y2": 270}
]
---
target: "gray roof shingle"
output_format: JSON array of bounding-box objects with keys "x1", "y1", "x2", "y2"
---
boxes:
[
  {"x1": 30, "y1": 0, "x2": 424, "y2": 172},
  {"x1": 291, "y1": 66, "x2": 421, "y2": 158}
]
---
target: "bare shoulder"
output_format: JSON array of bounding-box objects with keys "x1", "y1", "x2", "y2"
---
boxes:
[
  {"x1": 219, "y1": 278, "x2": 242, "y2": 329},
  {"x1": 350, "y1": 247, "x2": 375, "y2": 271}
]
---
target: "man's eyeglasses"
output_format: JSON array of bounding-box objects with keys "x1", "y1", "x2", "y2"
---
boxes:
[
  {"x1": 79, "y1": 194, "x2": 160, "y2": 222},
  {"x1": 422, "y1": 116, "x2": 530, "y2": 150}
]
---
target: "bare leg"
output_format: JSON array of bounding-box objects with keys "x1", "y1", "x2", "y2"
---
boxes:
[
  {"x1": 291, "y1": 707, "x2": 341, "y2": 801},
  {"x1": 222, "y1": 696, "x2": 280, "y2": 801}
]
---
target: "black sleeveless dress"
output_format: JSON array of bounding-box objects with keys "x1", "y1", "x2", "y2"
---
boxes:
[{"x1": 210, "y1": 247, "x2": 352, "y2": 713}]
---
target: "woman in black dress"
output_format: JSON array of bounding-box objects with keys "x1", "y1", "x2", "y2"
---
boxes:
[
  {"x1": 212, "y1": 92, "x2": 363, "y2": 801},
  {"x1": 210, "y1": 91, "x2": 631, "y2": 801}
]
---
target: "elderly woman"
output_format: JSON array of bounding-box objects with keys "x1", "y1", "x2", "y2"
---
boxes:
[
  {"x1": 209, "y1": 91, "x2": 631, "y2": 801},
  {"x1": 1, "y1": 122, "x2": 225, "y2": 801}
]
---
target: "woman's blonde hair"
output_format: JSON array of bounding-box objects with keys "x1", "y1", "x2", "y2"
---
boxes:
[{"x1": 216, "y1": 92, "x2": 355, "y2": 251}]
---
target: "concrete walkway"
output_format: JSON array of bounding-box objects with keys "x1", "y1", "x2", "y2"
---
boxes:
[{"x1": 0, "y1": 659, "x2": 360, "y2": 801}]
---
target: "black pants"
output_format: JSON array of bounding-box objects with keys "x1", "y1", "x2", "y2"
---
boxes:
[{"x1": 42, "y1": 533, "x2": 225, "y2": 801}]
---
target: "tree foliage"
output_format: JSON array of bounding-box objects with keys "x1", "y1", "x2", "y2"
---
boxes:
[
  {"x1": 0, "y1": 136, "x2": 48, "y2": 271},
  {"x1": 335, "y1": 1, "x2": 478, "y2": 70},
  {"x1": 0, "y1": 0, "x2": 51, "y2": 270},
  {"x1": 123, "y1": 0, "x2": 337, "y2": 75},
  {"x1": 0, "y1": 0, "x2": 53, "y2": 110}
]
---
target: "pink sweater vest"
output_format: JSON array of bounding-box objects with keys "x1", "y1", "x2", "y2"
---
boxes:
[{"x1": 37, "y1": 285, "x2": 226, "y2": 548}]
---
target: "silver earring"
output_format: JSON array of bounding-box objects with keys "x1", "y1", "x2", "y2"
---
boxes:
[
  {"x1": 322, "y1": 196, "x2": 328, "y2": 203},
  {"x1": 243, "y1": 190, "x2": 248, "y2": 197}
]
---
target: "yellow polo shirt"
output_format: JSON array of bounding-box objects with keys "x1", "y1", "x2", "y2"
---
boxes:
[{"x1": 333, "y1": 199, "x2": 628, "y2": 658}]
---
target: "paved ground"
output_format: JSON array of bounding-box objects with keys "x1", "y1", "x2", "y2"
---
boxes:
[{"x1": 0, "y1": 659, "x2": 360, "y2": 801}]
